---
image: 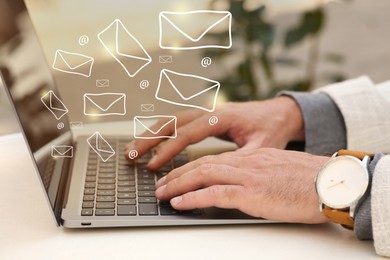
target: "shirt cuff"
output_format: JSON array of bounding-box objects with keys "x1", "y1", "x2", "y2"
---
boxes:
[{"x1": 280, "y1": 91, "x2": 347, "y2": 155}]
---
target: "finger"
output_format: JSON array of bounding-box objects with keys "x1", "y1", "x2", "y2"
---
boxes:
[
  {"x1": 147, "y1": 115, "x2": 227, "y2": 169},
  {"x1": 169, "y1": 185, "x2": 244, "y2": 210},
  {"x1": 155, "y1": 153, "x2": 243, "y2": 188},
  {"x1": 155, "y1": 164, "x2": 245, "y2": 201},
  {"x1": 125, "y1": 109, "x2": 205, "y2": 159}
]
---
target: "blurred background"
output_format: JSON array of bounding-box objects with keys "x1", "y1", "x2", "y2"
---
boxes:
[{"x1": 1, "y1": 0, "x2": 390, "y2": 136}]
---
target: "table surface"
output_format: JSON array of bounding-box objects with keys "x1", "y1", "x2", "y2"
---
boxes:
[{"x1": 0, "y1": 132, "x2": 382, "y2": 260}]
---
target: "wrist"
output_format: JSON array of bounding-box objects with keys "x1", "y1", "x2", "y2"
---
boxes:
[{"x1": 276, "y1": 96, "x2": 305, "y2": 142}]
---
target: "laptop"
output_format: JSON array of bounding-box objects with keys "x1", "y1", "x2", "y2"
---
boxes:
[{"x1": 0, "y1": 0, "x2": 268, "y2": 228}]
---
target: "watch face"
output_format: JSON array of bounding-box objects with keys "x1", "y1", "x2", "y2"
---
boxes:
[{"x1": 316, "y1": 156, "x2": 369, "y2": 209}]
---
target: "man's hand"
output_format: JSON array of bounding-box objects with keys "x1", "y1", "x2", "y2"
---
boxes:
[
  {"x1": 155, "y1": 148, "x2": 330, "y2": 224},
  {"x1": 125, "y1": 96, "x2": 304, "y2": 169}
]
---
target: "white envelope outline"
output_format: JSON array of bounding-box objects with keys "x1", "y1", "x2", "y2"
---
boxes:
[
  {"x1": 84, "y1": 93, "x2": 126, "y2": 116},
  {"x1": 98, "y1": 19, "x2": 152, "y2": 77},
  {"x1": 159, "y1": 55, "x2": 173, "y2": 63},
  {"x1": 86, "y1": 132, "x2": 115, "y2": 162},
  {"x1": 141, "y1": 104, "x2": 155, "y2": 112},
  {"x1": 41, "y1": 90, "x2": 69, "y2": 120},
  {"x1": 159, "y1": 10, "x2": 232, "y2": 50},
  {"x1": 155, "y1": 69, "x2": 220, "y2": 112},
  {"x1": 70, "y1": 121, "x2": 83, "y2": 129},
  {"x1": 52, "y1": 50, "x2": 94, "y2": 77},
  {"x1": 96, "y1": 79, "x2": 110, "y2": 87},
  {"x1": 51, "y1": 145, "x2": 73, "y2": 158},
  {"x1": 134, "y1": 116, "x2": 177, "y2": 139}
]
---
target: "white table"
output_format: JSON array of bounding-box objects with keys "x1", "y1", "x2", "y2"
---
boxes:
[{"x1": 0, "y1": 133, "x2": 380, "y2": 260}]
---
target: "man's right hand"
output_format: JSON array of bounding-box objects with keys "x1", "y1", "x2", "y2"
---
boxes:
[{"x1": 125, "y1": 96, "x2": 304, "y2": 169}]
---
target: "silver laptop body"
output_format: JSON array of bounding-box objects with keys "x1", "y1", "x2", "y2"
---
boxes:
[{"x1": 0, "y1": 0, "x2": 269, "y2": 228}]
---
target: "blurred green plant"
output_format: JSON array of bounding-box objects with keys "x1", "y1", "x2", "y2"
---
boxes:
[{"x1": 207, "y1": 0, "x2": 343, "y2": 101}]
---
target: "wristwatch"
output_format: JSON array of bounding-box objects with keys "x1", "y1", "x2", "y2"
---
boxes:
[{"x1": 316, "y1": 150, "x2": 373, "y2": 230}]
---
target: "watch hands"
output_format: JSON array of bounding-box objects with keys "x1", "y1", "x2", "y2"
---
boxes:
[{"x1": 326, "y1": 179, "x2": 345, "y2": 189}]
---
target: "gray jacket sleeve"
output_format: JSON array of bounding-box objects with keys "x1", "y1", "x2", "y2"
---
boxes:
[
  {"x1": 280, "y1": 91, "x2": 376, "y2": 240},
  {"x1": 281, "y1": 91, "x2": 346, "y2": 154}
]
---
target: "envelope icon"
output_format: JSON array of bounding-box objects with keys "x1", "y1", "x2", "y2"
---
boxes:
[
  {"x1": 159, "y1": 10, "x2": 232, "y2": 50},
  {"x1": 155, "y1": 69, "x2": 220, "y2": 112},
  {"x1": 84, "y1": 93, "x2": 126, "y2": 116},
  {"x1": 52, "y1": 50, "x2": 94, "y2": 77},
  {"x1": 141, "y1": 104, "x2": 155, "y2": 112},
  {"x1": 51, "y1": 145, "x2": 73, "y2": 158},
  {"x1": 87, "y1": 132, "x2": 115, "y2": 162},
  {"x1": 159, "y1": 55, "x2": 173, "y2": 64},
  {"x1": 41, "y1": 90, "x2": 69, "y2": 120},
  {"x1": 96, "y1": 79, "x2": 110, "y2": 88},
  {"x1": 70, "y1": 121, "x2": 83, "y2": 129},
  {"x1": 134, "y1": 116, "x2": 177, "y2": 139},
  {"x1": 98, "y1": 19, "x2": 152, "y2": 77}
]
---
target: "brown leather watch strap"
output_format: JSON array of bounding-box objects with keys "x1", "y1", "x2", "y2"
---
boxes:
[
  {"x1": 337, "y1": 149, "x2": 374, "y2": 160},
  {"x1": 323, "y1": 207, "x2": 354, "y2": 230}
]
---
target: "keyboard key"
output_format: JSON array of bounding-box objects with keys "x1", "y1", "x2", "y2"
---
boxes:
[
  {"x1": 156, "y1": 171, "x2": 169, "y2": 180},
  {"x1": 81, "y1": 209, "x2": 93, "y2": 216},
  {"x1": 137, "y1": 164, "x2": 149, "y2": 170},
  {"x1": 159, "y1": 201, "x2": 171, "y2": 207},
  {"x1": 85, "y1": 182, "x2": 96, "y2": 188},
  {"x1": 96, "y1": 196, "x2": 115, "y2": 202},
  {"x1": 97, "y1": 184, "x2": 115, "y2": 190},
  {"x1": 84, "y1": 189, "x2": 95, "y2": 195},
  {"x1": 118, "y1": 176, "x2": 135, "y2": 181},
  {"x1": 99, "y1": 163, "x2": 116, "y2": 168},
  {"x1": 88, "y1": 159, "x2": 98, "y2": 165},
  {"x1": 117, "y1": 199, "x2": 136, "y2": 205},
  {"x1": 118, "y1": 165, "x2": 133, "y2": 170},
  {"x1": 95, "y1": 209, "x2": 115, "y2": 216},
  {"x1": 160, "y1": 206, "x2": 179, "y2": 215},
  {"x1": 138, "y1": 191, "x2": 155, "y2": 197},
  {"x1": 173, "y1": 159, "x2": 187, "y2": 168},
  {"x1": 99, "y1": 173, "x2": 116, "y2": 178},
  {"x1": 99, "y1": 168, "x2": 116, "y2": 173},
  {"x1": 87, "y1": 165, "x2": 97, "y2": 171},
  {"x1": 138, "y1": 185, "x2": 155, "y2": 191},
  {"x1": 118, "y1": 193, "x2": 136, "y2": 199},
  {"x1": 96, "y1": 202, "x2": 115, "y2": 209},
  {"x1": 138, "y1": 179, "x2": 155, "y2": 185},
  {"x1": 138, "y1": 174, "x2": 155, "y2": 180},
  {"x1": 118, "y1": 169, "x2": 136, "y2": 175},
  {"x1": 88, "y1": 153, "x2": 98, "y2": 158},
  {"x1": 103, "y1": 158, "x2": 116, "y2": 163},
  {"x1": 158, "y1": 163, "x2": 172, "y2": 171},
  {"x1": 118, "y1": 187, "x2": 136, "y2": 193},
  {"x1": 118, "y1": 181, "x2": 135, "y2": 187},
  {"x1": 97, "y1": 190, "x2": 115, "y2": 196},
  {"x1": 82, "y1": 202, "x2": 94, "y2": 208},
  {"x1": 138, "y1": 197, "x2": 157, "y2": 204},
  {"x1": 117, "y1": 205, "x2": 137, "y2": 216},
  {"x1": 139, "y1": 204, "x2": 158, "y2": 216},
  {"x1": 85, "y1": 176, "x2": 96, "y2": 182},
  {"x1": 86, "y1": 171, "x2": 97, "y2": 176},
  {"x1": 83, "y1": 195, "x2": 95, "y2": 201},
  {"x1": 98, "y1": 179, "x2": 115, "y2": 184},
  {"x1": 182, "y1": 209, "x2": 202, "y2": 216},
  {"x1": 118, "y1": 159, "x2": 135, "y2": 166}
]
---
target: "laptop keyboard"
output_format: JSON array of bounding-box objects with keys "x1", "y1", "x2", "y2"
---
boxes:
[{"x1": 81, "y1": 138, "x2": 201, "y2": 217}]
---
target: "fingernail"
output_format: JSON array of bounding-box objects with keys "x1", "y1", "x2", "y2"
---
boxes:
[
  {"x1": 148, "y1": 155, "x2": 158, "y2": 167},
  {"x1": 171, "y1": 196, "x2": 182, "y2": 206},
  {"x1": 155, "y1": 185, "x2": 166, "y2": 198},
  {"x1": 156, "y1": 176, "x2": 166, "y2": 188}
]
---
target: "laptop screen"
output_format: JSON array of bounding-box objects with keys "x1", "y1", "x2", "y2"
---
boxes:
[
  {"x1": 0, "y1": 0, "x2": 72, "y2": 222},
  {"x1": 1, "y1": 0, "x2": 234, "y2": 225}
]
